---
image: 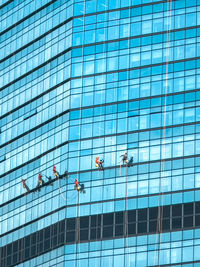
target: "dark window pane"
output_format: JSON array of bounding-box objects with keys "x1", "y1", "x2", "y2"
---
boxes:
[
  {"x1": 7, "y1": 244, "x2": 12, "y2": 256},
  {"x1": 52, "y1": 236, "x2": 58, "y2": 247},
  {"x1": 115, "y1": 225, "x2": 124, "y2": 237},
  {"x1": 172, "y1": 205, "x2": 182, "y2": 217},
  {"x1": 80, "y1": 216, "x2": 89, "y2": 229},
  {"x1": 128, "y1": 223, "x2": 136, "y2": 235},
  {"x1": 1, "y1": 259, "x2": 5, "y2": 267},
  {"x1": 138, "y1": 222, "x2": 147, "y2": 234},
  {"x1": 163, "y1": 206, "x2": 170, "y2": 218},
  {"x1": 103, "y1": 213, "x2": 113, "y2": 226},
  {"x1": 90, "y1": 229, "x2": 97, "y2": 240},
  {"x1": 97, "y1": 227, "x2": 101, "y2": 239},
  {"x1": 97, "y1": 215, "x2": 101, "y2": 226},
  {"x1": 162, "y1": 219, "x2": 170, "y2": 231},
  {"x1": 25, "y1": 248, "x2": 30, "y2": 259},
  {"x1": 128, "y1": 210, "x2": 136, "y2": 222},
  {"x1": 184, "y1": 203, "x2": 193, "y2": 215},
  {"x1": 149, "y1": 207, "x2": 158, "y2": 220},
  {"x1": 12, "y1": 253, "x2": 18, "y2": 264},
  {"x1": 6, "y1": 256, "x2": 11, "y2": 266},
  {"x1": 66, "y1": 231, "x2": 75, "y2": 243},
  {"x1": 80, "y1": 229, "x2": 89, "y2": 241},
  {"x1": 31, "y1": 233, "x2": 37, "y2": 244},
  {"x1": 25, "y1": 236, "x2": 30, "y2": 247},
  {"x1": 44, "y1": 239, "x2": 50, "y2": 251},
  {"x1": 13, "y1": 241, "x2": 18, "y2": 253},
  {"x1": 115, "y1": 212, "x2": 124, "y2": 224},
  {"x1": 196, "y1": 215, "x2": 200, "y2": 226},
  {"x1": 91, "y1": 215, "x2": 97, "y2": 227},
  {"x1": 38, "y1": 230, "x2": 43, "y2": 242},
  {"x1": 59, "y1": 220, "x2": 65, "y2": 233},
  {"x1": 149, "y1": 220, "x2": 157, "y2": 232},
  {"x1": 52, "y1": 224, "x2": 58, "y2": 235},
  {"x1": 67, "y1": 218, "x2": 76, "y2": 230},
  {"x1": 31, "y1": 245, "x2": 36, "y2": 257},
  {"x1": 138, "y1": 209, "x2": 147, "y2": 221},
  {"x1": 58, "y1": 234, "x2": 64, "y2": 244},
  {"x1": 103, "y1": 226, "x2": 113, "y2": 238},
  {"x1": 172, "y1": 218, "x2": 182, "y2": 229},
  {"x1": 195, "y1": 202, "x2": 200, "y2": 214},
  {"x1": 44, "y1": 227, "x2": 50, "y2": 240},
  {"x1": 184, "y1": 216, "x2": 193, "y2": 227},
  {"x1": 37, "y1": 242, "x2": 43, "y2": 253}
]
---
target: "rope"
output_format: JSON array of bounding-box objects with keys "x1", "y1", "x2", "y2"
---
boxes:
[
  {"x1": 76, "y1": 190, "x2": 81, "y2": 267},
  {"x1": 57, "y1": 174, "x2": 68, "y2": 201},
  {"x1": 154, "y1": 0, "x2": 172, "y2": 266},
  {"x1": 125, "y1": 164, "x2": 129, "y2": 266},
  {"x1": 76, "y1": 1, "x2": 86, "y2": 266}
]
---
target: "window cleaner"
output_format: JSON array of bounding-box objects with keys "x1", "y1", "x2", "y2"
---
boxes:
[
  {"x1": 95, "y1": 156, "x2": 104, "y2": 171},
  {"x1": 36, "y1": 173, "x2": 44, "y2": 191},
  {"x1": 120, "y1": 152, "x2": 128, "y2": 165},
  {"x1": 22, "y1": 179, "x2": 30, "y2": 192},
  {"x1": 53, "y1": 165, "x2": 59, "y2": 179},
  {"x1": 74, "y1": 179, "x2": 85, "y2": 193}
]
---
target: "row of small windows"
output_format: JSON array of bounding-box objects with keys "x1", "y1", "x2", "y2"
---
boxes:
[
  {"x1": 73, "y1": 0, "x2": 197, "y2": 16},
  {"x1": 1, "y1": 84, "x2": 197, "y2": 150},
  {"x1": 1, "y1": 21, "x2": 71, "y2": 71},
  {"x1": 1, "y1": 201, "x2": 200, "y2": 266},
  {"x1": 1, "y1": 54, "x2": 198, "y2": 123},
  {"x1": 72, "y1": 43, "x2": 199, "y2": 78},
  {"x1": 1, "y1": 25, "x2": 198, "y2": 104},
  {"x1": 1, "y1": 0, "x2": 51, "y2": 33},
  {"x1": 1, "y1": 78, "x2": 197, "y2": 159},
  {"x1": 0, "y1": 0, "x2": 73, "y2": 59},
  {"x1": 72, "y1": 27, "x2": 199, "y2": 58},
  {"x1": 73, "y1": 11, "x2": 199, "y2": 46},
  {"x1": 70, "y1": 91, "x2": 199, "y2": 120},
  {"x1": 1, "y1": 67, "x2": 198, "y2": 130}
]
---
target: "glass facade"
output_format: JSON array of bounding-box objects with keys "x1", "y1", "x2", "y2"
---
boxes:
[{"x1": 1, "y1": 0, "x2": 200, "y2": 266}]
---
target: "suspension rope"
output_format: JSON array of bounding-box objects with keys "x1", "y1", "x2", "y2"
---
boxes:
[
  {"x1": 125, "y1": 164, "x2": 129, "y2": 266},
  {"x1": 125, "y1": 1, "x2": 132, "y2": 265},
  {"x1": 154, "y1": 0, "x2": 172, "y2": 266},
  {"x1": 76, "y1": 1, "x2": 86, "y2": 266}
]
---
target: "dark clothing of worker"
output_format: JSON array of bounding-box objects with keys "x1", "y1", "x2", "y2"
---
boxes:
[
  {"x1": 46, "y1": 176, "x2": 53, "y2": 186},
  {"x1": 36, "y1": 173, "x2": 44, "y2": 191},
  {"x1": 22, "y1": 179, "x2": 30, "y2": 192},
  {"x1": 128, "y1": 157, "x2": 134, "y2": 167},
  {"x1": 59, "y1": 171, "x2": 68, "y2": 179}
]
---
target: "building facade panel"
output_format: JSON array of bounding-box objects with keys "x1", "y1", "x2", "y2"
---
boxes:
[{"x1": 1, "y1": 0, "x2": 200, "y2": 266}]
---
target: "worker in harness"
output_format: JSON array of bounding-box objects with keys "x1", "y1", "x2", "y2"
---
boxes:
[
  {"x1": 53, "y1": 165, "x2": 59, "y2": 179},
  {"x1": 120, "y1": 152, "x2": 128, "y2": 165},
  {"x1": 22, "y1": 179, "x2": 30, "y2": 192},
  {"x1": 120, "y1": 152, "x2": 134, "y2": 166},
  {"x1": 95, "y1": 156, "x2": 104, "y2": 171},
  {"x1": 74, "y1": 179, "x2": 85, "y2": 193},
  {"x1": 36, "y1": 173, "x2": 45, "y2": 191}
]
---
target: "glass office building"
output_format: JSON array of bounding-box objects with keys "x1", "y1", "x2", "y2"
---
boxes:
[{"x1": 1, "y1": 0, "x2": 200, "y2": 266}]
